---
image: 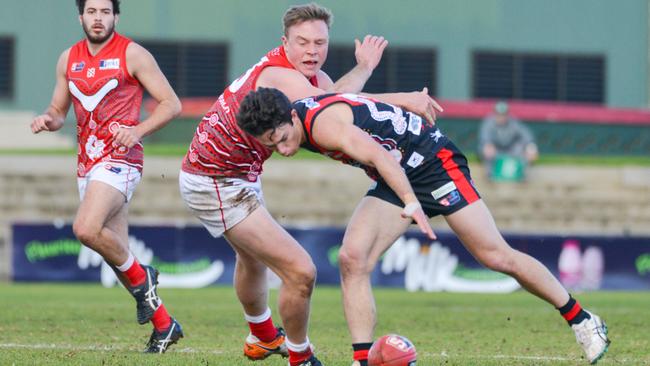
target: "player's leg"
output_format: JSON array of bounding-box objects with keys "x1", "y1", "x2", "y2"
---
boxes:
[
  {"x1": 339, "y1": 196, "x2": 412, "y2": 365},
  {"x1": 445, "y1": 200, "x2": 609, "y2": 363},
  {"x1": 73, "y1": 179, "x2": 130, "y2": 264},
  {"x1": 226, "y1": 206, "x2": 318, "y2": 365},
  {"x1": 178, "y1": 172, "x2": 312, "y2": 363},
  {"x1": 100, "y1": 202, "x2": 183, "y2": 353},
  {"x1": 446, "y1": 200, "x2": 569, "y2": 304}
]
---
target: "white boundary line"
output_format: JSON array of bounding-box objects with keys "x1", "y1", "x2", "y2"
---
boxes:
[
  {"x1": 0, "y1": 343, "x2": 638, "y2": 363},
  {"x1": 0, "y1": 343, "x2": 223, "y2": 354}
]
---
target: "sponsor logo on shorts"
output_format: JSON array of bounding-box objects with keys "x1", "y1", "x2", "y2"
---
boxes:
[
  {"x1": 104, "y1": 164, "x2": 122, "y2": 174},
  {"x1": 431, "y1": 181, "x2": 457, "y2": 200},
  {"x1": 438, "y1": 190, "x2": 461, "y2": 207},
  {"x1": 407, "y1": 113, "x2": 422, "y2": 135},
  {"x1": 406, "y1": 152, "x2": 424, "y2": 168}
]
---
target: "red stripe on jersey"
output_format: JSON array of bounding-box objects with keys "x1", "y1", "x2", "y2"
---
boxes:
[{"x1": 436, "y1": 148, "x2": 479, "y2": 203}]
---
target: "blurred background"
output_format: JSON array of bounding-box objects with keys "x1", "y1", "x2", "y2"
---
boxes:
[{"x1": 1, "y1": 0, "x2": 649, "y2": 291}]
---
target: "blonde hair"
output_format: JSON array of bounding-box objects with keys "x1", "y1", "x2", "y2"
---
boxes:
[{"x1": 283, "y1": 3, "x2": 333, "y2": 36}]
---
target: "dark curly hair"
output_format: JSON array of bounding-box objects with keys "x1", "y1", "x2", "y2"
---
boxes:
[
  {"x1": 237, "y1": 88, "x2": 293, "y2": 137},
  {"x1": 76, "y1": 0, "x2": 121, "y2": 15}
]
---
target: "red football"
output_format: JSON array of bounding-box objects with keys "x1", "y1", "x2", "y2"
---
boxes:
[{"x1": 368, "y1": 334, "x2": 417, "y2": 366}]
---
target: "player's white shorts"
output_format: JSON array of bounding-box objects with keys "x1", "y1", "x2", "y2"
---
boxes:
[
  {"x1": 179, "y1": 170, "x2": 264, "y2": 238},
  {"x1": 77, "y1": 162, "x2": 141, "y2": 202}
]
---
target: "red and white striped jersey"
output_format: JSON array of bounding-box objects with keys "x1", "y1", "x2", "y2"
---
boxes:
[{"x1": 181, "y1": 46, "x2": 318, "y2": 182}]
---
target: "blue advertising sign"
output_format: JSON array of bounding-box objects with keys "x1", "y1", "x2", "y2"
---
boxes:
[{"x1": 11, "y1": 223, "x2": 650, "y2": 291}]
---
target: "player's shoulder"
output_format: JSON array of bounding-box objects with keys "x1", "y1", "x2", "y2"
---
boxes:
[
  {"x1": 125, "y1": 41, "x2": 150, "y2": 57},
  {"x1": 56, "y1": 47, "x2": 72, "y2": 70}
]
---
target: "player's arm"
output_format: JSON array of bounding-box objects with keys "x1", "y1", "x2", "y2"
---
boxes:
[
  {"x1": 257, "y1": 66, "x2": 329, "y2": 102},
  {"x1": 312, "y1": 104, "x2": 436, "y2": 239},
  {"x1": 31, "y1": 50, "x2": 72, "y2": 134},
  {"x1": 117, "y1": 43, "x2": 182, "y2": 148},
  {"x1": 361, "y1": 88, "x2": 443, "y2": 126}
]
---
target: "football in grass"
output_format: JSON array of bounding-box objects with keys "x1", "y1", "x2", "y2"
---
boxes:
[{"x1": 368, "y1": 334, "x2": 417, "y2": 366}]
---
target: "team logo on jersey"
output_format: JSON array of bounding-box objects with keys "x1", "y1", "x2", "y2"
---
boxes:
[
  {"x1": 99, "y1": 58, "x2": 120, "y2": 70},
  {"x1": 407, "y1": 113, "x2": 422, "y2": 136},
  {"x1": 70, "y1": 62, "x2": 85, "y2": 72},
  {"x1": 297, "y1": 97, "x2": 320, "y2": 110},
  {"x1": 406, "y1": 152, "x2": 424, "y2": 168},
  {"x1": 430, "y1": 129, "x2": 444, "y2": 143},
  {"x1": 85, "y1": 135, "x2": 106, "y2": 160},
  {"x1": 87, "y1": 67, "x2": 96, "y2": 78}
]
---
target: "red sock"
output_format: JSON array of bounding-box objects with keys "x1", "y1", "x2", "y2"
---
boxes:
[
  {"x1": 289, "y1": 347, "x2": 313, "y2": 366},
  {"x1": 248, "y1": 316, "x2": 277, "y2": 342},
  {"x1": 353, "y1": 342, "x2": 373, "y2": 364},
  {"x1": 151, "y1": 304, "x2": 172, "y2": 331},
  {"x1": 122, "y1": 260, "x2": 146, "y2": 287}
]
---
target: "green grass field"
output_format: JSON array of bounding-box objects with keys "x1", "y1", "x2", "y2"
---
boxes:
[{"x1": 0, "y1": 284, "x2": 647, "y2": 365}]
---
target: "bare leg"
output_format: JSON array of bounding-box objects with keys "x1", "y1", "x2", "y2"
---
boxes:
[
  {"x1": 225, "y1": 206, "x2": 316, "y2": 343},
  {"x1": 445, "y1": 199, "x2": 569, "y2": 307},
  {"x1": 73, "y1": 181, "x2": 130, "y2": 266},
  {"x1": 339, "y1": 197, "x2": 411, "y2": 343},
  {"x1": 230, "y1": 245, "x2": 270, "y2": 318}
]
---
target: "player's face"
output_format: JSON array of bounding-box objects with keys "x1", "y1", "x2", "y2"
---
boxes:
[
  {"x1": 79, "y1": 0, "x2": 118, "y2": 44},
  {"x1": 282, "y1": 20, "x2": 329, "y2": 79},
  {"x1": 258, "y1": 112, "x2": 304, "y2": 157}
]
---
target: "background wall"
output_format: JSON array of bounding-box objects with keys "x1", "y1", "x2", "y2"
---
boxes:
[{"x1": 0, "y1": 0, "x2": 648, "y2": 113}]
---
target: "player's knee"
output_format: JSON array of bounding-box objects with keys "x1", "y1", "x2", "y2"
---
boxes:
[
  {"x1": 338, "y1": 246, "x2": 371, "y2": 276},
  {"x1": 286, "y1": 261, "x2": 316, "y2": 297},
  {"x1": 478, "y1": 248, "x2": 516, "y2": 274},
  {"x1": 72, "y1": 220, "x2": 99, "y2": 245}
]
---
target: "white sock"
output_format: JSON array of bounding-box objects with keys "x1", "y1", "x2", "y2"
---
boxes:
[
  {"x1": 244, "y1": 307, "x2": 271, "y2": 323},
  {"x1": 116, "y1": 252, "x2": 135, "y2": 272},
  {"x1": 286, "y1": 337, "x2": 310, "y2": 353}
]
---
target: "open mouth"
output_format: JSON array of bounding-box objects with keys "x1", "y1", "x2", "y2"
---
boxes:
[{"x1": 303, "y1": 60, "x2": 318, "y2": 67}]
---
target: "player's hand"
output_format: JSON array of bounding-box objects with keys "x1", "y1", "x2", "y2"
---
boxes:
[
  {"x1": 113, "y1": 126, "x2": 142, "y2": 148},
  {"x1": 354, "y1": 35, "x2": 388, "y2": 73},
  {"x1": 31, "y1": 114, "x2": 60, "y2": 134},
  {"x1": 401, "y1": 202, "x2": 436, "y2": 240},
  {"x1": 402, "y1": 87, "x2": 444, "y2": 126}
]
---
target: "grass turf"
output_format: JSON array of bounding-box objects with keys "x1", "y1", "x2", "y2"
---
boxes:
[{"x1": 0, "y1": 284, "x2": 647, "y2": 365}]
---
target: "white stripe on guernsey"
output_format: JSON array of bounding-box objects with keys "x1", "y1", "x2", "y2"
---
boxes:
[
  {"x1": 244, "y1": 307, "x2": 271, "y2": 323},
  {"x1": 215, "y1": 121, "x2": 242, "y2": 142},
  {"x1": 224, "y1": 161, "x2": 252, "y2": 168},
  {"x1": 196, "y1": 160, "x2": 223, "y2": 169},
  {"x1": 205, "y1": 139, "x2": 232, "y2": 157},
  {"x1": 115, "y1": 252, "x2": 135, "y2": 272},
  {"x1": 68, "y1": 79, "x2": 119, "y2": 112}
]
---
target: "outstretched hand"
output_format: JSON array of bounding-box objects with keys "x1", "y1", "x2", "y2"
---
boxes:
[
  {"x1": 354, "y1": 35, "x2": 388, "y2": 73},
  {"x1": 401, "y1": 202, "x2": 436, "y2": 240},
  {"x1": 401, "y1": 87, "x2": 444, "y2": 126}
]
